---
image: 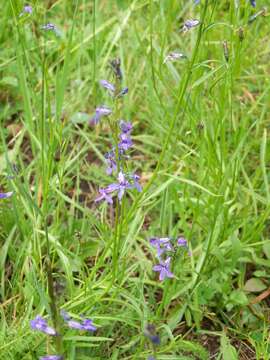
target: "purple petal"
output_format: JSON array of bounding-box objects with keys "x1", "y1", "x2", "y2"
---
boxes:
[
  {"x1": 67, "y1": 320, "x2": 84, "y2": 330},
  {"x1": 99, "y1": 80, "x2": 115, "y2": 93},
  {"x1": 165, "y1": 269, "x2": 174, "y2": 279},
  {"x1": 90, "y1": 106, "x2": 112, "y2": 126},
  {"x1": 177, "y1": 237, "x2": 187, "y2": 247},
  {"x1": 0, "y1": 192, "x2": 13, "y2": 199},
  {"x1": 153, "y1": 265, "x2": 162, "y2": 272},
  {"x1": 156, "y1": 246, "x2": 165, "y2": 258},
  {"x1": 40, "y1": 356, "x2": 63, "y2": 360},
  {"x1": 20, "y1": 5, "x2": 33, "y2": 16},
  {"x1": 96, "y1": 106, "x2": 112, "y2": 116},
  {"x1": 182, "y1": 19, "x2": 200, "y2": 32},
  {"x1": 164, "y1": 52, "x2": 186, "y2": 63},
  {"x1": 60, "y1": 310, "x2": 71, "y2": 321},
  {"x1": 44, "y1": 326, "x2": 58, "y2": 335},
  {"x1": 159, "y1": 268, "x2": 167, "y2": 281},
  {"x1": 41, "y1": 23, "x2": 56, "y2": 31},
  {"x1": 150, "y1": 238, "x2": 159, "y2": 246},
  {"x1": 118, "y1": 171, "x2": 125, "y2": 183},
  {"x1": 118, "y1": 187, "x2": 125, "y2": 201},
  {"x1": 105, "y1": 183, "x2": 119, "y2": 193},
  {"x1": 95, "y1": 189, "x2": 113, "y2": 204},
  {"x1": 159, "y1": 237, "x2": 171, "y2": 244},
  {"x1": 30, "y1": 315, "x2": 57, "y2": 336},
  {"x1": 81, "y1": 319, "x2": 97, "y2": 332},
  {"x1": 119, "y1": 120, "x2": 132, "y2": 133}
]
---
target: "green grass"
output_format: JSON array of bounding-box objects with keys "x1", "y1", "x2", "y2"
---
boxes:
[{"x1": 1, "y1": 0, "x2": 270, "y2": 359}]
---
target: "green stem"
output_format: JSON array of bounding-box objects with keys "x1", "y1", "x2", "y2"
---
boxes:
[{"x1": 41, "y1": 28, "x2": 63, "y2": 357}]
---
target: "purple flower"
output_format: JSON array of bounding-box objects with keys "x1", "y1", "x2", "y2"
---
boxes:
[
  {"x1": 40, "y1": 356, "x2": 63, "y2": 360},
  {"x1": 41, "y1": 23, "x2": 56, "y2": 31},
  {"x1": 105, "y1": 150, "x2": 117, "y2": 175},
  {"x1": 250, "y1": 0, "x2": 256, "y2": 6},
  {"x1": 81, "y1": 319, "x2": 97, "y2": 332},
  {"x1": 119, "y1": 120, "x2": 132, "y2": 133},
  {"x1": 194, "y1": 0, "x2": 200, "y2": 4},
  {"x1": 118, "y1": 120, "x2": 133, "y2": 151},
  {"x1": 117, "y1": 87, "x2": 129, "y2": 97},
  {"x1": 119, "y1": 132, "x2": 133, "y2": 151},
  {"x1": 90, "y1": 106, "x2": 112, "y2": 125},
  {"x1": 61, "y1": 311, "x2": 96, "y2": 332},
  {"x1": 153, "y1": 257, "x2": 174, "y2": 281},
  {"x1": 20, "y1": 5, "x2": 33, "y2": 16},
  {"x1": 99, "y1": 80, "x2": 115, "y2": 93},
  {"x1": 115, "y1": 171, "x2": 130, "y2": 200},
  {"x1": 182, "y1": 19, "x2": 200, "y2": 32},
  {"x1": 66, "y1": 319, "x2": 84, "y2": 330},
  {"x1": 0, "y1": 192, "x2": 13, "y2": 199},
  {"x1": 150, "y1": 237, "x2": 173, "y2": 257},
  {"x1": 148, "y1": 357, "x2": 156, "y2": 360},
  {"x1": 163, "y1": 52, "x2": 186, "y2": 63},
  {"x1": 131, "y1": 174, "x2": 142, "y2": 192},
  {"x1": 95, "y1": 188, "x2": 114, "y2": 204},
  {"x1": 41, "y1": 23, "x2": 61, "y2": 37},
  {"x1": 30, "y1": 315, "x2": 57, "y2": 336},
  {"x1": 144, "y1": 324, "x2": 161, "y2": 346},
  {"x1": 177, "y1": 237, "x2": 187, "y2": 247},
  {"x1": 95, "y1": 172, "x2": 131, "y2": 204},
  {"x1": 99, "y1": 79, "x2": 128, "y2": 98}
]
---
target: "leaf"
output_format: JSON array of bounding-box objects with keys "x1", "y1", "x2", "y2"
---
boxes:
[
  {"x1": 244, "y1": 278, "x2": 267, "y2": 293},
  {"x1": 263, "y1": 242, "x2": 270, "y2": 259},
  {"x1": 229, "y1": 290, "x2": 249, "y2": 306},
  {"x1": 220, "y1": 333, "x2": 238, "y2": 360}
]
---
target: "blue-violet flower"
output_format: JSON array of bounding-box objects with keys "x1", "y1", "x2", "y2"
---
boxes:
[
  {"x1": 182, "y1": 19, "x2": 200, "y2": 32},
  {"x1": 0, "y1": 192, "x2": 13, "y2": 199},
  {"x1": 90, "y1": 106, "x2": 112, "y2": 125},
  {"x1": 30, "y1": 315, "x2": 57, "y2": 336},
  {"x1": 20, "y1": 5, "x2": 33, "y2": 16},
  {"x1": 150, "y1": 237, "x2": 173, "y2": 257},
  {"x1": 177, "y1": 237, "x2": 187, "y2": 247},
  {"x1": 61, "y1": 311, "x2": 96, "y2": 332},
  {"x1": 153, "y1": 257, "x2": 174, "y2": 281}
]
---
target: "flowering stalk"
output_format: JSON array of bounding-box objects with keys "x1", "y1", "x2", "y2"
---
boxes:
[
  {"x1": 94, "y1": 59, "x2": 141, "y2": 281},
  {"x1": 40, "y1": 31, "x2": 63, "y2": 356}
]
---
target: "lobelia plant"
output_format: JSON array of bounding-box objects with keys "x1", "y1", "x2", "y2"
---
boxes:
[
  {"x1": 150, "y1": 236, "x2": 188, "y2": 281},
  {"x1": 93, "y1": 58, "x2": 142, "y2": 279},
  {"x1": 30, "y1": 311, "x2": 97, "y2": 359}
]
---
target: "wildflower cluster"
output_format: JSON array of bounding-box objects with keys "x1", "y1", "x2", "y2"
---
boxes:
[
  {"x1": 93, "y1": 62, "x2": 142, "y2": 205},
  {"x1": 150, "y1": 236, "x2": 188, "y2": 281},
  {"x1": 60, "y1": 310, "x2": 97, "y2": 332},
  {"x1": 30, "y1": 312, "x2": 96, "y2": 359}
]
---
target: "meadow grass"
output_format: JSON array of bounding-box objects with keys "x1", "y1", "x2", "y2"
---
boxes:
[{"x1": 0, "y1": 0, "x2": 270, "y2": 359}]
